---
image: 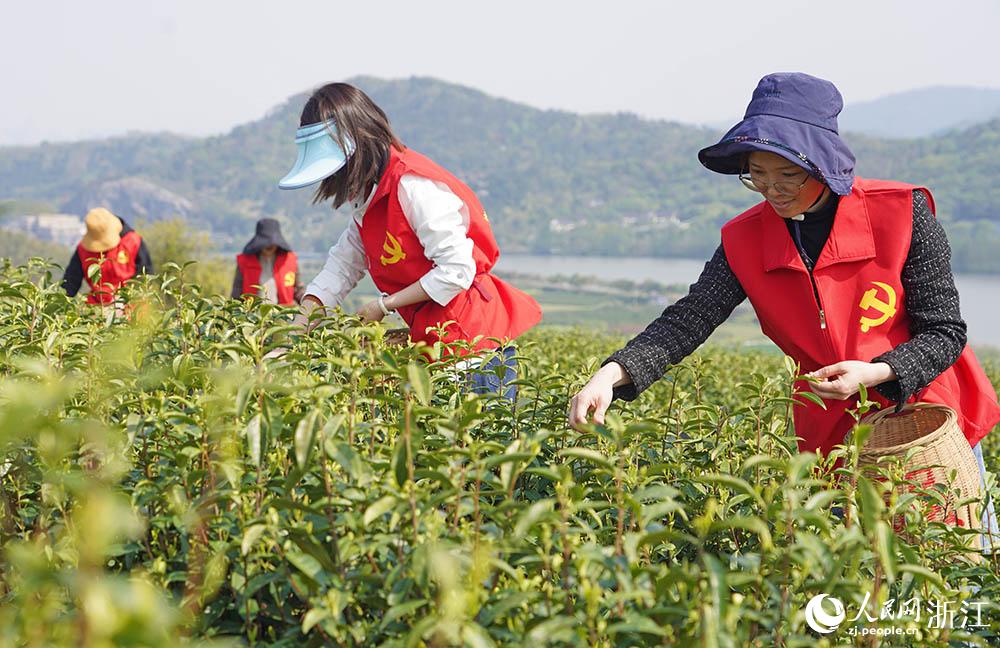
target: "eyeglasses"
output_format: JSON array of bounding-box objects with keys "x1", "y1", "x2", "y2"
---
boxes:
[{"x1": 739, "y1": 172, "x2": 810, "y2": 196}]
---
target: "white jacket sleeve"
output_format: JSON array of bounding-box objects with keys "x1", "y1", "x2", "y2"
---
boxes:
[
  {"x1": 304, "y1": 223, "x2": 368, "y2": 308},
  {"x1": 398, "y1": 173, "x2": 476, "y2": 306}
]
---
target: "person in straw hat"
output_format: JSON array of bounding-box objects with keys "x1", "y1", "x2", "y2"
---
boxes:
[
  {"x1": 569, "y1": 72, "x2": 1000, "y2": 543},
  {"x1": 61, "y1": 207, "x2": 154, "y2": 304},
  {"x1": 231, "y1": 218, "x2": 304, "y2": 305}
]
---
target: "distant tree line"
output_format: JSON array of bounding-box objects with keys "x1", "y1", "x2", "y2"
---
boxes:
[{"x1": 1, "y1": 77, "x2": 999, "y2": 271}]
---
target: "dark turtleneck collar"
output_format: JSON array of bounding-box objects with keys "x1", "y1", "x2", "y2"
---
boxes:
[{"x1": 784, "y1": 191, "x2": 840, "y2": 269}]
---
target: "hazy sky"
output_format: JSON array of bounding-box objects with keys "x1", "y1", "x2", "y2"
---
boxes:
[{"x1": 3, "y1": 0, "x2": 998, "y2": 146}]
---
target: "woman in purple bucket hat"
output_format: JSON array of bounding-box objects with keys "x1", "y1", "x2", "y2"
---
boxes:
[{"x1": 569, "y1": 72, "x2": 1000, "y2": 547}]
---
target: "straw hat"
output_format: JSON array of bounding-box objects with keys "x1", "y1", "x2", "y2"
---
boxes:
[{"x1": 80, "y1": 208, "x2": 123, "y2": 253}]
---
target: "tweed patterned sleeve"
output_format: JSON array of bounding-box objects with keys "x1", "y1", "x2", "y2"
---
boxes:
[
  {"x1": 604, "y1": 245, "x2": 747, "y2": 401},
  {"x1": 872, "y1": 190, "x2": 967, "y2": 404}
]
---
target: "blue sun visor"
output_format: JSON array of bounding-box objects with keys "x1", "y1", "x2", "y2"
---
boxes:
[{"x1": 277, "y1": 120, "x2": 355, "y2": 190}]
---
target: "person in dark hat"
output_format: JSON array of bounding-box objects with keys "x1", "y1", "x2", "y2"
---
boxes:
[
  {"x1": 232, "y1": 218, "x2": 303, "y2": 304},
  {"x1": 569, "y1": 73, "x2": 999, "y2": 543}
]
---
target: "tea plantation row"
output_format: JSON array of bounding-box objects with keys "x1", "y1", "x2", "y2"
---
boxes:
[{"x1": 0, "y1": 261, "x2": 997, "y2": 647}]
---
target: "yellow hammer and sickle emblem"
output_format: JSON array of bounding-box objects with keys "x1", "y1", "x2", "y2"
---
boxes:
[
  {"x1": 380, "y1": 231, "x2": 406, "y2": 266},
  {"x1": 283, "y1": 272, "x2": 296, "y2": 287},
  {"x1": 116, "y1": 250, "x2": 129, "y2": 264},
  {"x1": 482, "y1": 211, "x2": 489, "y2": 222},
  {"x1": 859, "y1": 281, "x2": 897, "y2": 332}
]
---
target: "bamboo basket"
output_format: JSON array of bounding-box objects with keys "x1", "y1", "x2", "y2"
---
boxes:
[{"x1": 859, "y1": 403, "x2": 982, "y2": 546}]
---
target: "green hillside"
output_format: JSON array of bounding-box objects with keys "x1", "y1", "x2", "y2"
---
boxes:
[
  {"x1": 1, "y1": 76, "x2": 999, "y2": 270},
  {"x1": 838, "y1": 86, "x2": 1000, "y2": 138}
]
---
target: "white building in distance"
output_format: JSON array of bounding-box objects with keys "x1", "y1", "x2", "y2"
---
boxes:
[{"x1": 2, "y1": 214, "x2": 84, "y2": 248}]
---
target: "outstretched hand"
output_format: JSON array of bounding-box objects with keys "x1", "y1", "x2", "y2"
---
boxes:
[
  {"x1": 356, "y1": 299, "x2": 387, "y2": 323},
  {"x1": 568, "y1": 380, "x2": 613, "y2": 429},
  {"x1": 567, "y1": 362, "x2": 630, "y2": 429},
  {"x1": 293, "y1": 295, "x2": 326, "y2": 334},
  {"x1": 807, "y1": 360, "x2": 895, "y2": 401}
]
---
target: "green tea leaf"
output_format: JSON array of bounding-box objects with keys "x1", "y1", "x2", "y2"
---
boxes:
[
  {"x1": 241, "y1": 524, "x2": 266, "y2": 556},
  {"x1": 302, "y1": 607, "x2": 329, "y2": 634},
  {"x1": 514, "y1": 499, "x2": 554, "y2": 538},
  {"x1": 364, "y1": 496, "x2": 398, "y2": 527},
  {"x1": 294, "y1": 410, "x2": 318, "y2": 470},
  {"x1": 407, "y1": 362, "x2": 432, "y2": 406},
  {"x1": 875, "y1": 520, "x2": 896, "y2": 583},
  {"x1": 244, "y1": 414, "x2": 262, "y2": 467},
  {"x1": 380, "y1": 598, "x2": 429, "y2": 629},
  {"x1": 856, "y1": 475, "x2": 883, "y2": 532},
  {"x1": 697, "y1": 473, "x2": 765, "y2": 510},
  {"x1": 286, "y1": 551, "x2": 325, "y2": 586},
  {"x1": 794, "y1": 390, "x2": 828, "y2": 409},
  {"x1": 608, "y1": 613, "x2": 669, "y2": 637},
  {"x1": 558, "y1": 447, "x2": 613, "y2": 470}
]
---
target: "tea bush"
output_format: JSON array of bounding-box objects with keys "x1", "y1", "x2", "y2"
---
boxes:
[{"x1": 0, "y1": 259, "x2": 998, "y2": 647}]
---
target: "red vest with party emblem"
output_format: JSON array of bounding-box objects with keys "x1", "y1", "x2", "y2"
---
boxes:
[
  {"x1": 77, "y1": 231, "x2": 142, "y2": 304},
  {"x1": 722, "y1": 178, "x2": 1000, "y2": 455},
  {"x1": 236, "y1": 251, "x2": 298, "y2": 304},
  {"x1": 357, "y1": 147, "x2": 542, "y2": 352}
]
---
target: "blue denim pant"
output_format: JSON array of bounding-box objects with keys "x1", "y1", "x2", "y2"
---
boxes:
[
  {"x1": 464, "y1": 346, "x2": 518, "y2": 402},
  {"x1": 972, "y1": 442, "x2": 999, "y2": 551}
]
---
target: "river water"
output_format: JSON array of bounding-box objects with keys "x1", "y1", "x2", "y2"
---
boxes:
[{"x1": 495, "y1": 254, "x2": 1000, "y2": 348}]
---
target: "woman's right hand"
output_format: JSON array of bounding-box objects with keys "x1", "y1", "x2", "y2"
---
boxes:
[
  {"x1": 293, "y1": 295, "x2": 325, "y2": 334},
  {"x1": 568, "y1": 362, "x2": 629, "y2": 429}
]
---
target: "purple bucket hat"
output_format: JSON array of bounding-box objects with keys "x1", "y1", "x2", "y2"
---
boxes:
[{"x1": 698, "y1": 73, "x2": 856, "y2": 196}]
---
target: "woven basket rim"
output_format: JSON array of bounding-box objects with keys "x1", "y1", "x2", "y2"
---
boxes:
[{"x1": 858, "y1": 403, "x2": 958, "y2": 455}]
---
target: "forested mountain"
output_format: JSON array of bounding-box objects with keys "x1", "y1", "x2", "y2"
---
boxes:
[
  {"x1": 1, "y1": 76, "x2": 998, "y2": 270},
  {"x1": 838, "y1": 86, "x2": 1000, "y2": 138}
]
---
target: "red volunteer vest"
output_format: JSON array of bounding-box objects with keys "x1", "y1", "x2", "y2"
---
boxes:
[
  {"x1": 77, "y1": 231, "x2": 142, "y2": 304},
  {"x1": 357, "y1": 147, "x2": 542, "y2": 352},
  {"x1": 721, "y1": 178, "x2": 1000, "y2": 455},
  {"x1": 236, "y1": 251, "x2": 298, "y2": 305}
]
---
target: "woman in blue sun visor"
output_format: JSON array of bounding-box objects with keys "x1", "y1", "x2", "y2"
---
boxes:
[{"x1": 278, "y1": 82, "x2": 541, "y2": 398}]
